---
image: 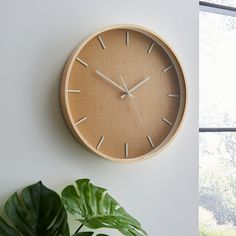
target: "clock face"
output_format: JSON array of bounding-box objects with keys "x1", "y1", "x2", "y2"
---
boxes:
[{"x1": 60, "y1": 25, "x2": 187, "y2": 162}]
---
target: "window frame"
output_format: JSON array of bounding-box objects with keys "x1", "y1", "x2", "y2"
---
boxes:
[{"x1": 199, "y1": 1, "x2": 236, "y2": 17}]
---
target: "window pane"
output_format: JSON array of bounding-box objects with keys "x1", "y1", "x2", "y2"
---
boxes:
[
  {"x1": 199, "y1": 132, "x2": 236, "y2": 234},
  {"x1": 203, "y1": 0, "x2": 236, "y2": 7},
  {"x1": 199, "y1": 11, "x2": 236, "y2": 127}
]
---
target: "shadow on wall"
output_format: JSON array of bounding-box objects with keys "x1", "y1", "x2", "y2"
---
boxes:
[{"x1": 28, "y1": 35, "x2": 112, "y2": 168}]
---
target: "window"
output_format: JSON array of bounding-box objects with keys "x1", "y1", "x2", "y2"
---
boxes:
[{"x1": 199, "y1": 1, "x2": 236, "y2": 235}]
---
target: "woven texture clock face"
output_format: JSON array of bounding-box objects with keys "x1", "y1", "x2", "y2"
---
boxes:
[{"x1": 61, "y1": 26, "x2": 186, "y2": 162}]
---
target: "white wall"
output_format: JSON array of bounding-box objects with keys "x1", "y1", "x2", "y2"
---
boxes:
[{"x1": 0, "y1": 1, "x2": 199, "y2": 235}]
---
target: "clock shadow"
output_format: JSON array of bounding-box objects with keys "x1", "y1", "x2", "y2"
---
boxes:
[
  {"x1": 48, "y1": 74, "x2": 104, "y2": 165},
  {"x1": 29, "y1": 39, "x2": 107, "y2": 168}
]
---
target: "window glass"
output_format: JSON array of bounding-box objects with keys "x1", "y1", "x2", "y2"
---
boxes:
[
  {"x1": 199, "y1": 132, "x2": 236, "y2": 235},
  {"x1": 200, "y1": 11, "x2": 236, "y2": 127}
]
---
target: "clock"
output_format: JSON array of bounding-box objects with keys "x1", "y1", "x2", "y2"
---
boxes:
[{"x1": 60, "y1": 24, "x2": 187, "y2": 162}]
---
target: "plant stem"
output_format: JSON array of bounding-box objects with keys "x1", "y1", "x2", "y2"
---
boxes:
[{"x1": 74, "y1": 224, "x2": 84, "y2": 234}]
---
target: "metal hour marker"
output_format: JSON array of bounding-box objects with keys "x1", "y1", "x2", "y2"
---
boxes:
[
  {"x1": 98, "y1": 35, "x2": 106, "y2": 49},
  {"x1": 126, "y1": 31, "x2": 129, "y2": 45},
  {"x1": 162, "y1": 118, "x2": 173, "y2": 126},
  {"x1": 167, "y1": 94, "x2": 180, "y2": 98},
  {"x1": 147, "y1": 135, "x2": 155, "y2": 148},
  {"x1": 96, "y1": 136, "x2": 105, "y2": 150},
  {"x1": 68, "y1": 89, "x2": 81, "y2": 93},
  {"x1": 162, "y1": 65, "x2": 173, "y2": 72},
  {"x1": 76, "y1": 57, "x2": 88, "y2": 67},
  {"x1": 75, "y1": 116, "x2": 87, "y2": 126},
  {"x1": 125, "y1": 143, "x2": 128, "y2": 157},
  {"x1": 147, "y1": 42, "x2": 155, "y2": 54}
]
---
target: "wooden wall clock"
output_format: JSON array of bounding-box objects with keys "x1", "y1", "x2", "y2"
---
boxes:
[{"x1": 60, "y1": 24, "x2": 187, "y2": 162}]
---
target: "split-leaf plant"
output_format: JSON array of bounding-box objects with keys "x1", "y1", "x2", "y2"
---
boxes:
[{"x1": 0, "y1": 179, "x2": 147, "y2": 236}]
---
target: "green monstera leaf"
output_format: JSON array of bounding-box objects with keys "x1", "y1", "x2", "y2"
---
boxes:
[
  {"x1": 61, "y1": 179, "x2": 147, "y2": 236},
  {"x1": 0, "y1": 181, "x2": 69, "y2": 236}
]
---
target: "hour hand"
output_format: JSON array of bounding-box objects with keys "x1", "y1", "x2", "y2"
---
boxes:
[
  {"x1": 95, "y1": 70, "x2": 126, "y2": 93},
  {"x1": 121, "y1": 77, "x2": 151, "y2": 99}
]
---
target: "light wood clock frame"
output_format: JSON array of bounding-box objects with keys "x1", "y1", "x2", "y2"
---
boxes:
[{"x1": 60, "y1": 24, "x2": 187, "y2": 163}]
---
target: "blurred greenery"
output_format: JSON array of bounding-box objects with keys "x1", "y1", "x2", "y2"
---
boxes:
[
  {"x1": 199, "y1": 132, "x2": 236, "y2": 233},
  {"x1": 199, "y1": 170, "x2": 236, "y2": 225},
  {"x1": 199, "y1": 133, "x2": 236, "y2": 227},
  {"x1": 199, "y1": 208, "x2": 236, "y2": 235},
  {"x1": 200, "y1": 227, "x2": 236, "y2": 236}
]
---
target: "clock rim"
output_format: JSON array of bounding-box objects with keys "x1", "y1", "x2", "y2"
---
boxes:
[{"x1": 60, "y1": 24, "x2": 188, "y2": 163}]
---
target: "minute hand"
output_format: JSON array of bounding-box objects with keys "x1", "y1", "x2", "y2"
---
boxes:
[
  {"x1": 121, "y1": 77, "x2": 151, "y2": 99},
  {"x1": 95, "y1": 70, "x2": 126, "y2": 93}
]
